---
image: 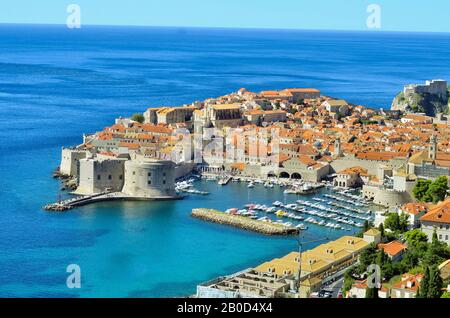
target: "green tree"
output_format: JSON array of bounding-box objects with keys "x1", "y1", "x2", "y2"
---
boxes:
[
  {"x1": 365, "y1": 287, "x2": 378, "y2": 298},
  {"x1": 378, "y1": 223, "x2": 385, "y2": 238},
  {"x1": 405, "y1": 229, "x2": 429, "y2": 249},
  {"x1": 359, "y1": 243, "x2": 378, "y2": 270},
  {"x1": 131, "y1": 113, "x2": 145, "y2": 123},
  {"x1": 427, "y1": 266, "x2": 444, "y2": 298},
  {"x1": 376, "y1": 249, "x2": 387, "y2": 267},
  {"x1": 413, "y1": 179, "x2": 432, "y2": 202},
  {"x1": 363, "y1": 220, "x2": 370, "y2": 232},
  {"x1": 419, "y1": 266, "x2": 430, "y2": 298},
  {"x1": 423, "y1": 229, "x2": 450, "y2": 266},
  {"x1": 384, "y1": 212, "x2": 409, "y2": 233},
  {"x1": 385, "y1": 213, "x2": 400, "y2": 232},
  {"x1": 425, "y1": 176, "x2": 449, "y2": 203},
  {"x1": 400, "y1": 251, "x2": 419, "y2": 271}
]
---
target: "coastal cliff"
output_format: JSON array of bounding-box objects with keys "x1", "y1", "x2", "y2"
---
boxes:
[{"x1": 391, "y1": 80, "x2": 449, "y2": 116}]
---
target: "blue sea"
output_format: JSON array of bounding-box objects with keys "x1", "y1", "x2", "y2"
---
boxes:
[{"x1": 0, "y1": 24, "x2": 450, "y2": 297}]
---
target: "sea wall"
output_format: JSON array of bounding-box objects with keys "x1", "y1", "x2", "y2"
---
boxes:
[
  {"x1": 75, "y1": 157, "x2": 125, "y2": 195},
  {"x1": 60, "y1": 148, "x2": 89, "y2": 177},
  {"x1": 363, "y1": 185, "x2": 412, "y2": 210},
  {"x1": 191, "y1": 208, "x2": 299, "y2": 236},
  {"x1": 174, "y1": 162, "x2": 196, "y2": 179}
]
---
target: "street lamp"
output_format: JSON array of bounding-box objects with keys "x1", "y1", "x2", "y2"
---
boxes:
[{"x1": 295, "y1": 232, "x2": 330, "y2": 297}]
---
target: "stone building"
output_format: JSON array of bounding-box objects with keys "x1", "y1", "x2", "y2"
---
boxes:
[
  {"x1": 322, "y1": 100, "x2": 349, "y2": 116},
  {"x1": 144, "y1": 106, "x2": 196, "y2": 125},
  {"x1": 208, "y1": 104, "x2": 243, "y2": 128},
  {"x1": 122, "y1": 159, "x2": 178, "y2": 199},
  {"x1": 281, "y1": 88, "x2": 321, "y2": 101},
  {"x1": 196, "y1": 269, "x2": 294, "y2": 298},
  {"x1": 59, "y1": 148, "x2": 90, "y2": 177},
  {"x1": 333, "y1": 166, "x2": 367, "y2": 188},
  {"x1": 75, "y1": 156, "x2": 126, "y2": 195},
  {"x1": 407, "y1": 136, "x2": 450, "y2": 179},
  {"x1": 420, "y1": 198, "x2": 450, "y2": 245},
  {"x1": 403, "y1": 79, "x2": 447, "y2": 99}
]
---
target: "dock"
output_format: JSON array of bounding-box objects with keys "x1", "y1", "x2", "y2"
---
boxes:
[
  {"x1": 218, "y1": 176, "x2": 232, "y2": 185},
  {"x1": 43, "y1": 191, "x2": 114, "y2": 212},
  {"x1": 191, "y1": 208, "x2": 299, "y2": 236},
  {"x1": 44, "y1": 191, "x2": 184, "y2": 212}
]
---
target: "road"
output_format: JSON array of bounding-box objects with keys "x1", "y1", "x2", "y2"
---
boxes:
[{"x1": 322, "y1": 276, "x2": 345, "y2": 298}]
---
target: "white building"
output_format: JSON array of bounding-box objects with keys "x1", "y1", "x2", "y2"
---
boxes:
[{"x1": 420, "y1": 198, "x2": 450, "y2": 245}]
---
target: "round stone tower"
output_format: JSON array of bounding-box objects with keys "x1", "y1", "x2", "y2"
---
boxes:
[{"x1": 122, "y1": 159, "x2": 178, "y2": 199}]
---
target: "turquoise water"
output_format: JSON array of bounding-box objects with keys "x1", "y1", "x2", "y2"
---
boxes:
[{"x1": 1, "y1": 25, "x2": 450, "y2": 297}]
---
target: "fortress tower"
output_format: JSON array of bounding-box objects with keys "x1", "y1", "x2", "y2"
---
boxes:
[{"x1": 122, "y1": 159, "x2": 178, "y2": 199}]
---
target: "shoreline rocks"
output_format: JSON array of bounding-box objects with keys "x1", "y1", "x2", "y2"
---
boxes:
[{"x1": 191, "y1": 208, "x2": 299, "y2": 236}]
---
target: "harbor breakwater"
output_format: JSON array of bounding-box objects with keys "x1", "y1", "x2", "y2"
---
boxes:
[{"x1": 191, "y1": 208, "x2": 299, "y2": 236}]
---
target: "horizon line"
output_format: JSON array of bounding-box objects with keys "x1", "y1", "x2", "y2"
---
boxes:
[{"x1": 1, "y1": 22, "x2": 450, "y2": 36}]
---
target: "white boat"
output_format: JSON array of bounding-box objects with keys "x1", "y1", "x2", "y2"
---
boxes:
[
  {"x1": 247, "y1": 183, "x2": 255, "y2": 188},
  {"x1": 266, "y1": 207, "x2": 277, "y2": 213}
]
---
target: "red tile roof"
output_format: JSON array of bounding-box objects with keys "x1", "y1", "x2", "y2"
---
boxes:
[
  {"x1": 378, "y1": 241, "x2": 407, "y2": 257},
  {"x1": 420, "y1": 198, "x2": 450, "y2": 224}
]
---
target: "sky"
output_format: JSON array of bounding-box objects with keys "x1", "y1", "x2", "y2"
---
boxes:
[{"x1": 0, "y1": 0, "x2": 449, "y2": 33}]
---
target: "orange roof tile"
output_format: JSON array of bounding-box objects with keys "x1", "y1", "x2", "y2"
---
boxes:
[
  {"x1": 401, "y1": 203, "x2": 429, "y2": 215},
  {"x1": 378, "y1": 241, "x2": 407, "y2": 257},
  {"x1": 420, "y1": 198, "x2": 450, "y2": 224}
]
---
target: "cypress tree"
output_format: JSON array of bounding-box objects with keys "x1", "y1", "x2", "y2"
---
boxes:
[
  {"x1": 432, "y1": 229, "x2": 439, "y2": 246},
  {"x1": 427, "y1": 266, "x2": 443, "y2": 298},
  {"x1": 378, "y1": 223, "x2": 385, "y2": 238},
  {"x1": 363, "y1": 220, "x2": 370, "y2": 232},
  {"x1": 377, "y1": 248, "x2": 387, "y2": 267},
  {"x1": 365, "y1": 287, "x2": 378, "y2": 298},
  {"x1": 419, "y1": 267, "x2": 430, "y2": 298}
]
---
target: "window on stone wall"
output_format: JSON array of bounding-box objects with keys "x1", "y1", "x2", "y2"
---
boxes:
[
  {"x1": 108, "y1": 175, "x2": 112, "y2": 180},
  {"x1": 97, "y1": 175, "x2": 101, "y2": 180},
  {"x1": 148, "y1": 180, "x2": 152, "y2": 185}
]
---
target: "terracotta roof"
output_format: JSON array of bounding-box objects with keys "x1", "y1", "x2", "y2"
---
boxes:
[
  {"x1": 283, "y1": 88, "x2": 320, "y2": 93},
  {"x1": 118, "y1": 142, "x2": 140, "y2": 150},
  {"x1": 338, "y1": 166, "x2": 367, "y2": 175},
  {"x1": 356, "y1": 151, "x2": 408, "y2": 161},
  {"x1": 420, "y1": 198, "x2": 450, "y2": 224},
  {"x1": 297, "y1": 155, "x2": 317, "y2": 167},
  {"x1": 401, "y1": 203, "x2": 429, "y2": 215},
  {"x1": 378, "y1": 241, "x2": 407, "y2": 257},
  {"x1": 231, "y1": 162, "x2": 246, "y2": 171},
  {"x1": 392, "y1": 273, "x2": 423, "y2": 292}
]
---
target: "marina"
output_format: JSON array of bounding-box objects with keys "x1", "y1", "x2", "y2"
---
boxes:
[{"x1": 184, "y1": 175, "x2": 375, "y2": 235}]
